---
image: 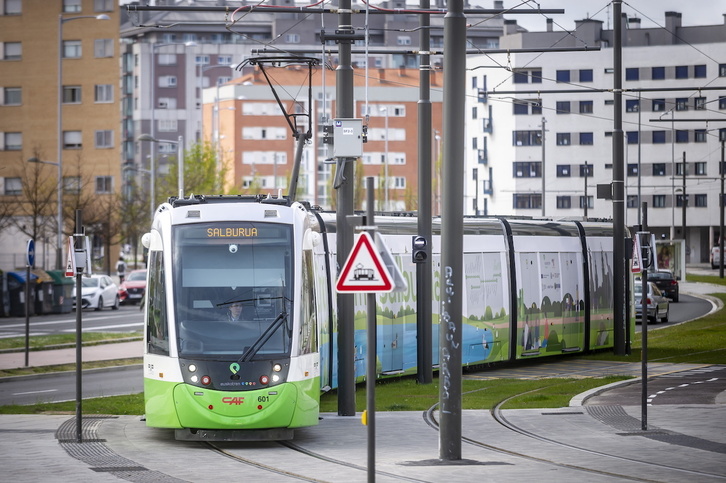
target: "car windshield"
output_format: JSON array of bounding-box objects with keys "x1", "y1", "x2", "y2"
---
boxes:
[
  {"x1": 81, "y1": 277, "x2": 100, "y2": 288},
  {"x1": 127, "y1": 271, "x2": 146, "y2": 282},
  {"x1": 649, "y1": 272, "x2": 672, "y2": 281}
]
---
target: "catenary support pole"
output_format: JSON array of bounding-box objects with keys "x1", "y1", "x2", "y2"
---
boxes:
[
  {"x1": 336, "y1": 0, "x2": 356, "y2": 416},
  {"x1": 365, "y1": 177, "x2": 377, "y2": 482},
  {"x1": 640, "y1": 202, "x2": 649, "y2": 431},
  {"x1": 417, "y1": 0, "x2": 433, "y2": 384},
  {"x1": 439, "y1": 0, "x2": 466, "y2": 461},
  {"x1": 74, "y1": 209, "x2": 83, "y2": 443}
]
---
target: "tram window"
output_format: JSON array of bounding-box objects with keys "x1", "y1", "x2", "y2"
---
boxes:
[{"x1": 147, "y1": 251, "x2": 169, "y2": 355}]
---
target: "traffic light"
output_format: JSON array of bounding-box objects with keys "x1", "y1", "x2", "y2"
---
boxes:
[{"x1": 412, "y1": 236, "x2": 427, "y2": 263}]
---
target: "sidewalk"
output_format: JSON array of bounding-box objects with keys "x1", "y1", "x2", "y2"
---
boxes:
[{"x1": 0, "y1": 340, "x2": 142, "y2": 371}]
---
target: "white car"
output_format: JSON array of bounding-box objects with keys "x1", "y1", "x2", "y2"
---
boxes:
[{"x1": 72, "y1": 274, "x2": 120, "y2": 311}]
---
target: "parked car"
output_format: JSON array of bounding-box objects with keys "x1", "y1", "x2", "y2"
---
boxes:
[
  {"x1": 634, "y1": 281, "x2": 669, "y2": 324},
  {"x1": 72, "y1": 274, "x2": 119, "y2": 311},
  {"x1": 711, "y1": 246, "x2": 722, "y2": 269},
  {"x1": 648, "y1": 270, "x2": 679, "y2": 302},
  {"x1": 118, "y1": 269, "x2": 147, "y2": 305}
]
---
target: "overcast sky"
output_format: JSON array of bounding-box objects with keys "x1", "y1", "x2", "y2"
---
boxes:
[{"x1": 474, "y1": 1, "x2": 726, "y2": 32}]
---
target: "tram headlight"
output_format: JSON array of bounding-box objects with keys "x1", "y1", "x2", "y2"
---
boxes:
[
  {"x1": 191, "y1": 375, "x2": 199, "y2": 383},
  {"x1": 272, "y1": 363, "x2": 282, "y2": 372},
  {"x1": 188, "y1": 364, "x2": 197, "y2": 373},
  {"x1": 229, "y1": 244, "x2": 238, "y2": 254},
  {"x1": 272, "y1": 374, "x2": 280, "y2": 383}
]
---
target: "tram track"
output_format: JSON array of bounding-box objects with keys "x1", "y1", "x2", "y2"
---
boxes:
[{"x1": 421, "y1": 385, "x2": 726, "y2": 482}]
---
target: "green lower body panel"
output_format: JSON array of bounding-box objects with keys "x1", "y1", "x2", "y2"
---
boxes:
[{"x1": 145, "y1": 376, "x2": 320, "y2": 430}]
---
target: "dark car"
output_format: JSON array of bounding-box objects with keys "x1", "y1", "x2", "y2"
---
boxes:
[
  {"x1": 118, "y1": 269, "x2": 147, "y2": 305},
  {"x1": 648, "y1": 270, "x2": 679, "y2": 302}
]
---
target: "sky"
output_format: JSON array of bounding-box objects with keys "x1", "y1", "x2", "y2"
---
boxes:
[{"x1": 473, "y1": 1, "x2": 726, "y2": 32}]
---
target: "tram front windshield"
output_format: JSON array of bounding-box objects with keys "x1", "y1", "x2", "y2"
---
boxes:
[{"x1": 173, "y1": 222, "x2": 293, "y2": 360}]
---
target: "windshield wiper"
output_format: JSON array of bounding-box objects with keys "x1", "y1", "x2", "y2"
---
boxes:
[{"x1": 238, "y1": 311, "x2": 288, "y2": 363}]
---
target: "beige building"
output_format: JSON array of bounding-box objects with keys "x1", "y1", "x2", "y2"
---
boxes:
[{"x1": 0, "y1": 0, "x2": 121, "y2": 272}]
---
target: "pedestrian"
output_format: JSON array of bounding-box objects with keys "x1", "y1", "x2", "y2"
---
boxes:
[{"x1": 116, "y1": 256, "x2": 127, "y2": 283}]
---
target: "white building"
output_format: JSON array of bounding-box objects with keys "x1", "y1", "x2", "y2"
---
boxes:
[{"x1": 466, "y1": 13, "x2": 726, "y2": 264}]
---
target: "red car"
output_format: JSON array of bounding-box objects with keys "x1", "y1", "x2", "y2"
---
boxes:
[{"x1": 118, "y1": 269, "x2": 147, "y2": 305}]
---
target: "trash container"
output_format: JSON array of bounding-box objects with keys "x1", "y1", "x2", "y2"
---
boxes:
[
  {"x1": 31, "y1": 269, "x2": 54, "y2": 315},
  {"x1": 0, "y1": 270, "x2": 8, "y2": 317},
  {"x1": 7, "y1": 271, "x2": 37, "y2": 317},
  {"x1": 47, "y1": 270, "x2": 73, "y2": 313}
]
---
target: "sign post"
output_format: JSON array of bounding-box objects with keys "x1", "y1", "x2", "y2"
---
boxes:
[{"x1": 24, "y1": 239, "x2": 34, "y2": 367}]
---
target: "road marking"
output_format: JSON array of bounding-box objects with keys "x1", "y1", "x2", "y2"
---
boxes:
[
  {"x1": 12, "y1": 389, "x2": 58, "y2": 396},
  {"x1": 0, "y1": 313, "x2": 133, "y2": 329},
  {"x1": 62, "y1": 323, "x2": 142, "y2": 331}
]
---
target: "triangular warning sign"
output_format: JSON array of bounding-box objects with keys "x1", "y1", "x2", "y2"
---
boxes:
[
  {"x1": 336, "y1": 232, "x2": 394, "y2": 293},
  {"x1": 631, "y1": 236, "x2": 642, "y2": 274},
  {"x1": 65, "y1": 236, "x2": 76, "y2": 277}
]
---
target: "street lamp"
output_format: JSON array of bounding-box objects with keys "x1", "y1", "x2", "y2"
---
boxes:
[
  {"x1": 137, "y1": 134, "x2": 185, "y2": 208},
  {"x1": 53, "y1": 13, "x2": 110, "y2": 269}
]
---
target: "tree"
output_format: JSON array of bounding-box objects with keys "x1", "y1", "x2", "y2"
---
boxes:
[
  {"x1": 119, "y1": 178, "x2": 149, "y2": 270},
  {"x1": 155, "y1": 141, "x2": 229, "y2": 201}
]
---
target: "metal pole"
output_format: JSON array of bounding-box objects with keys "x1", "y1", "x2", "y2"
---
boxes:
[
  {"x1": 335, "y1": 0, "x2": 356, "y2": 417},
  {"x1": 720, "y1": 141, "x2": 725, "y2": 278},
  {"x1": 56, "y1": 15, "x2": 64, "y2": 270},
  {"x1": 365, "y1": 177, "x2": 376, "y2": 483},
  {"x1": 178, "y1": 135, "x2": 184, "y2": 198},
  {"x1": 541, "y1": 117, "x2": 546, "y2": 217},
  {"x1": 417, "y1": 0, "x2": 433, "y2": 384},
  {"x1": 584, "y1": 161, "x2": 589, "y2": 218},
  {"x1": 639, "y1": 203, "x2": 649, "y2": 431},
  {"x1": 74, "y1": 209, "x2": 83, "y2": 443},
  {"x1": 383, "y1": 107, "x2": 389, "y2": 210},
  {"x1": 612, "y1": 1, "x2": 627, "y2": 355},
  {"x1": 439, "y1": 0, "x2": 466, "y2": 461},
  {"x1": 150, "y1": 45, "x2": 157, "y2": 222},
  {"x1": 24, "y1": 263, "x2": 30, "y2": 366},
  {"x1": 682, "y1": 151, "x2": 686, "y2": 248}
]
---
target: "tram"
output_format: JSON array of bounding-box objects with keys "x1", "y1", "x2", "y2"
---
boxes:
[{"x1": 141, "y1": 193, "x2": 626, "y2": 439}]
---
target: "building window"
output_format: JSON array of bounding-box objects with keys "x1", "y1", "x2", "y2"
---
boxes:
[
  {"x1": 626, "y1": 131, "x2": 639, "y2": 144},
  {"x1": 652, "y1": 99, "x2": 666, "y2": 112},
  {"x1": 512, "y1": 70, "x2": 528, "y2": 83},
  {"x1": 695, "y1": 97, "x2": 706, "y2": 110},
  {"x1": 394, "y1": 177, "x2": 406, "y2": 189},
  {"x1": 512, "y1": 100, "x2": 528, "y2": 115},
  {"x1": 531, "y1": 100, "x2": 542, "y2": 114},
  {"x1": 285, "y1": 34, "x2": 300, "y2": 44},
  {"x1": 1, "y1": 87, "x2": 21, "y2": 105},
  {"x1": 397, "y1": 36, "x2": 411, "y2": 45},
  {"x1": 652, "y1": 131, "x2": 666, "y2": 144},
  {"x1": 675, "y1": 195, "x2": 687, "y2": 208},
  {"x1": 2, "y1": 132, "x2": 22, "y2": 150},
  {"x1": 63, "y1": 131, "x2": 82, "y2": 149},
  {"x1": 3, "y1": 177, "x2": 21, "y2": 195},
  {"x1": 625, "y1": 99, "x2": 639, "y2": 112},
  {"x1": 580, "y1": 164, "x2": 593, "y2": 177},
  {"x1": 676, "y1": 98, "x2": 688, "y2": 111},
  {"x1": 95, "y1": 130, "x2": 113, "y2": 148},
  {"x1": 651, "y1": 66, "x2": 665, "y2": 80},
  {"x1": 556, "y1": 133, "x2": 571, "y2": 146},
  {"x1": 579, "y1": 196, "x2": 594, "y2": 209},
  {"x1": 62, "y1": 40, "x2": 82, "y2": 59},
  {"x1": 195, "y1": 55, "x2": 210, "y2": 66},
  {"x1": 556, "y1": 70, "x2": 570, "y2": 83},
  {"x1": 94, "y1": 39, "x2": 113, "y2": 58},
  {"x1": 579, "y1": 132, "x2": 593, "y2": 145},
  {"x1": 676, "y1": 163, "x2": 687, "y2": 176},
  {"x1": 62, "y1": 86, "x2": 81, "y2": 103},
  {"x1": 513, "y1": 193, "x2": 542, "y2": 209},
  {"x1": 157, "y1": 54, "x2": 176, "y2": 66},
  {"x1": 556, "y1": 165, "x2": 570, "y2": 177},
  {"x1": 218, "y1": 55, "x2": 233, "y2": 65},
  {"x1": 513, "y1": 161, "x2": 541, "y2": 178},
  {"x1": 695, "y1": 130, "x2": 707, "y2": 142},
  {"x1": 720, "y1": 64, "x2": 726, "y2": 77},
  {"x1": 95, "y1": 176, "x2": 113, "y2": 193},
  {"x1": 63, "y1": 176, "x2": 81, "y2": 194},
  {"x1": 556, "y1": 196, "x2": 571, "y2": 209},
  {"x1": 579, "y1": 100, "x2": 593, "y2": 114},
  {"x1": 63, "y1": 0, "x2": 81, "y2": 13},
  {"x1": 675, "y1": 65, "x2": 688, "y2": 79},
  {"x1": 158, "y1": 119, "x2": 178, "y2": 132},
  {"x1": 627, "y1": 163, "x2": 638, "y2": 176},
  {"x1": 695, "y1": 194, "x2": 707, "y2": 207},
  {"x1": 719, "y1": 97, "x2": 726, "y2": 110},
  {"x1": 531, "y1": 70, "x2": 542, "y2": 83},
  {"x1": 694, "y1": 65, "x2": 707, "y2": 78},
  {"x1": 675, "y1": 130, "x2": 689, "y2": 143},
  {"x1": 579, "y1": 69, "x2": 593, "y2": 83},
  {"x1": 652, "y1": 163, "x2": 666, "y2": 176},
  {"x1": 625, "y1": 68, "x2": 639, "y2": 81},
  {"x1": 94, "y1": 0, "x2": 113, "y2": 12},
  {"x1": 556, "y1": 101, "x2": 571, "y2": 114},
  {"x1": 695, "y1": 162, "x2": 707, "y2": 176},
  {"x1": 3, "y1": 0, "x2": 22, "y2": 15},
  {"x1": 626, "y1": 195, "x2": 638, "y2": 208},
  {"x1": 2, "y1": 41, "x2": 22, "y2": 60},
  {"x1": 159, "y1": 76, "x2": 177, "y2": 88},
  {"x1": 512, "y1": 130, "x2": 541, "y2": 146},
  {"x1": 653, "y1": 195, "x2": 666, "y2": 208},
  {"x1": 94, "y1": 84, "x2": 113, "y2": 103},
  {"x1": 157, "y1": 97, "x2": 176, "y2": 109}
]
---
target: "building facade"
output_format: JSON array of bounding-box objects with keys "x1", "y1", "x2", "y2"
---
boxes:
[{"x1": 466, "y1": 12, "x2": 726, "y2": 264}]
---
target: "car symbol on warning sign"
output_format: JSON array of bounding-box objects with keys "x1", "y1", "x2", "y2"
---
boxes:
[{"x1": 336, "y1": 232, "x2": 393, "y2": 293}]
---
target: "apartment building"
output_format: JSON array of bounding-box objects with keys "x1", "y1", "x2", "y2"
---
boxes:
[
  {"x1": 206, "y1": 66, "x2": 443, "y2": 209},
  {"x1": 0, "y1": 0, "x2": 121, "y2": 270},
  {"x1": 466, "y1": 12, "x2": 726, "y2": 264}
]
